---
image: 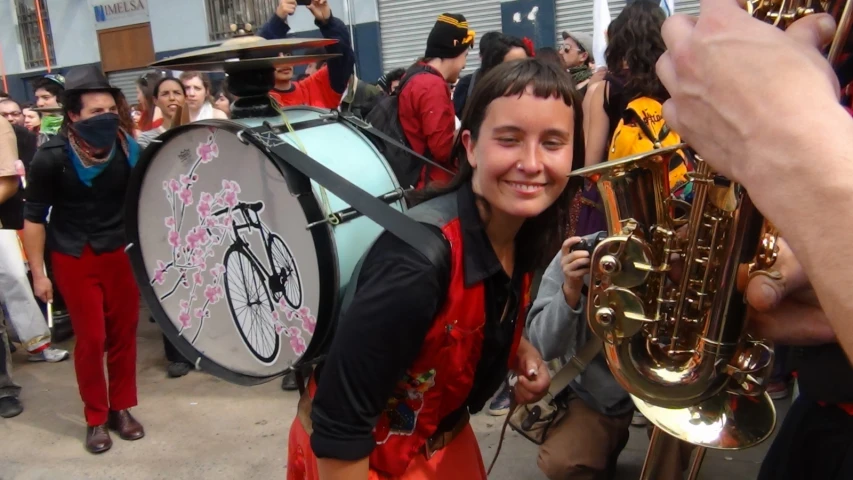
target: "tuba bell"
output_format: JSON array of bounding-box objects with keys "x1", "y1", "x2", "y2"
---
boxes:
[{"x1": 572, "y1": 0, "x2": 852, "y2": 476}]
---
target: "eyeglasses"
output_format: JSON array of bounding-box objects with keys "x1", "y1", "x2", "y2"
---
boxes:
[
  {"x1": 562, "y1": 45, "x2": 587, "y2": 55},
  {"x1": 0, "y1": 111, "x2": 22, "y2": 118}
]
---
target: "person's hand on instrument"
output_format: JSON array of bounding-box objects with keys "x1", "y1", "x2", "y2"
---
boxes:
[
  {"x1": 656, "y1": 0, "x2": 839, "y2": 184},
  {"x1": 307, "y1": 0, "x2": 332, "y2": 23},
  {"x1": 741, "y1": 238, "x2": 835, "y2": 346},
  {"x1": 561, "y1": 237, "x2": 590, "y2": 309},
  {"x1": 514, "y1": 338, "x2": 550, "y2": 405},
  {"x1": 276, "y1": 0, "x2": 297, "y2": 20},
  {"x1": 32, "y1": 275, "x2": 53, "y2": 305}
]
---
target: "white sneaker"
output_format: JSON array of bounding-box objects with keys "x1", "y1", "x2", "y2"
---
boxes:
[{"x1": 28, "y1": 347, "x2": 70, "y2": 363}]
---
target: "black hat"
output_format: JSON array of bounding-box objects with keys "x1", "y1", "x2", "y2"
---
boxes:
[
  {"x1": 425, "y1": 13, "x2": 475, "y2": 60},
  {"x1": 63, "y1": 65, "x2": 119, "y2": 93}
]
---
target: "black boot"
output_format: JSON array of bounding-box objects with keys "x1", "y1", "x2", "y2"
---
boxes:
[
  {"x1": 281, "y1": 371, "x2": 299, "y2": 391},
  {"x1": 0, "y1": 397, "x2": 23, "y2": 418}
]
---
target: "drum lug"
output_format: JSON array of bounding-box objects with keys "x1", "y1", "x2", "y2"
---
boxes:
[{"x1": 306, "y1": 188, "x2": 407, "y2": 230}]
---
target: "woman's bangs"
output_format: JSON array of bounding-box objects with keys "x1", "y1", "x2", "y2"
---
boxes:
[{"x1": 498, "y1": 61, "x2": 577, "y2": 108}]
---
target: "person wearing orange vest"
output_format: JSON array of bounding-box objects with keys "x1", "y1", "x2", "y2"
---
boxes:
[{"x1": 285, "y1": 58, "x2": 583, "y2": 479}]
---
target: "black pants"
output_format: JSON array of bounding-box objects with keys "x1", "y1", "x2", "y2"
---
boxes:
[
  {"x1": 758, "y1": 395, "x2": 853, "y2": 480},
  {"x1": 162, "y1": 333, "x2": 190, "y2": 364}
]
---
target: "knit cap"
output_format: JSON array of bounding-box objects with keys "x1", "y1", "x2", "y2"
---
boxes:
[{"x1": 425, "y1": 13, "x2": 475, "y2": 59}]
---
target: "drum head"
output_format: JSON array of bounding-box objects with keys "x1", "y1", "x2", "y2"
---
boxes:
[{"x1": 126, "y1": 122, "x2": 337, "y2": 385}]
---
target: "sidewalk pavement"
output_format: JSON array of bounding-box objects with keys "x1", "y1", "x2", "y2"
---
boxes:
[{"x1": 0, "y1": 308, "x2": 787, "y2": 480}]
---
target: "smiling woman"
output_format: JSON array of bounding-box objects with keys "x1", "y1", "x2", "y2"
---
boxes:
[{"x1": 285, "y1": 58, "x2": 584, "y2": 480}]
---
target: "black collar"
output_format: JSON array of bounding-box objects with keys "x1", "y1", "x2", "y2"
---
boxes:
[
  {"x1": 41, "y1": 133, "x2": 67, "y2": 150},
  {"x1": 457, "y1": 183, "x2": 505, "y2": 287}
]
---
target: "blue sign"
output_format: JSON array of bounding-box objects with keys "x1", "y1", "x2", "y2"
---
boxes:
[{"x1": 94, "y1": 5, "x2": 106, "y2": 22}]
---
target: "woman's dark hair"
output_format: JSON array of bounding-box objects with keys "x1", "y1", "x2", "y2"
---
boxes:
[
  {"x1": 19, "y1": 101, "x2": 40, "y2": 119},
  {"x1": 535, "y1": 47, "x2": 564, "y2": 70},
  {"x1": 410, "y1": 58, "x2": 585, "y2": 271},
  {"x1": 479, "y1": 31, "x2": 503, "y2": 58},
  {"x1": 605, "y1": 0, "x2": 668, "y2": 100},
  {"x1": 212, "y1": 80, "x2": 236, "y2": 103},
  {"x1": 61, "y1": 89, "x2": 135, "y2": 135},
  {"x1": 136, "y1": 71, "x2": 163, "y2": 128},
  {"x1": 153, "y1": 77, "x2": 186, "y2": 98},
  {"x1": 480, "y1": 34, "x2": 529, "y2": 77}
]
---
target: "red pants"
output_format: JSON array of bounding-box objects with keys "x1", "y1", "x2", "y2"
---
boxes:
[{"x1": 52, "y1": 245, "x2": 140, "y2": 426}]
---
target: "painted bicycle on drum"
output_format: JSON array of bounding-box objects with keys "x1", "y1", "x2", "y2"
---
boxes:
[
  {"x1": 215, "y1": 200, "x2": 303, "y2": 362},
  {"x1": 151, "y1": 132, "x2": 315, "y2": 365}
]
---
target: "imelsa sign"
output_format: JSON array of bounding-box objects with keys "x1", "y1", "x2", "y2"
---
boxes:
[{"x1": 90, "y1": 0, "x2": 149, "y2": 30}]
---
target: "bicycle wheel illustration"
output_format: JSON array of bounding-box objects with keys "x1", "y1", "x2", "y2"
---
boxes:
[
  {"x1": 223, "y1": 245, "x2": 280, "y2": 363},
  {"x1": 267, "y1": 233, "x2": 303, "y2": 309}
]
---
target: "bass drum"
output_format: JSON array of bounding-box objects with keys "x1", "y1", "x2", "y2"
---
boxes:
[{"x1": 126, "y1": 107, "x2": 406, "y2": 385}]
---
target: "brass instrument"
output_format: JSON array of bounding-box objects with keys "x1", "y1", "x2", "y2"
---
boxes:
[{"x1": 571, "y1": 1, "x2": 852, "y2": 478}]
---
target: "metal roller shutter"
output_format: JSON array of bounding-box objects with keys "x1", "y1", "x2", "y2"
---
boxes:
[
  {"x1": 378, "y1": 0, "x2": 503, "y2": 75},
  {"x1": 555, "y1": 0, "x2": 627, "y2": 41},
  {"x1": 676, "y1": 0, "x2": 701, "y2": 16},
  {"x1": 107, "y1": 69, "x2": 154, "y2": 105}
]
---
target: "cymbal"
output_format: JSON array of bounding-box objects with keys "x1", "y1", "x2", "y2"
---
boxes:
[
  {"x1": 151, "y1": 37, "x2": 338, "y2": 68},
  {"x1": 152, "y1": 54, "x2": 340, "y2": 73},
  {"x1": 32, "y1": 106, "x2": 63, "y2": 114}
]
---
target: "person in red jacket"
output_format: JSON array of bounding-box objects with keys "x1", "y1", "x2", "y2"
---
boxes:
[
  {"x1": 285, "y1": 58, "x2": 584, "y2": 479},
  {"x1": 398, "y1": 14, "x2": 474, "y2": 189},
  {"x1": 258, "y1": 0, "x2": 355, "y2": 109}
]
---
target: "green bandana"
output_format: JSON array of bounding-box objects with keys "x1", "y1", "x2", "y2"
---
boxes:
[
  {"x1": 569, "y1": 65, "x2": 593, "y2": 87},
  {"x1": 40, "y1": 114, "x2": 63, "y2": 136}
]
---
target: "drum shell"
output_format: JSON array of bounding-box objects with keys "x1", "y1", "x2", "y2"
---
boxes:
[{"x1": 126, "y1": 107, "x2": 405, "y2": 385}]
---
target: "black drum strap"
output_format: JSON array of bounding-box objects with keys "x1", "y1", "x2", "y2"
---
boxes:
[
  {"x1": 337, "y1": 113, "x2": 455, "y2": 177},
  {"x1": 241, "y1": 125, "x2": 447, "y2": 271}
]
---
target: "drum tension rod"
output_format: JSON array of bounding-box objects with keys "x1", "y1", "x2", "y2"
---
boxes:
[{"x1": 306, "y1": 189, "x2": 409, "y2": 229}]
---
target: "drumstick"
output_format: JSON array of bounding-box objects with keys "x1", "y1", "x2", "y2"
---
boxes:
[{"x1": 43, "y1": 265, "x2": 53, "y2": 329}]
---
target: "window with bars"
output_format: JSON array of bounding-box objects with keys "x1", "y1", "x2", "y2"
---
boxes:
[
  {"x1": 14, "y1": 0, "x2": 57, "y2": 70},
  {"x1": 205, "y1": 0, "x2": 278, "y2": 41}
]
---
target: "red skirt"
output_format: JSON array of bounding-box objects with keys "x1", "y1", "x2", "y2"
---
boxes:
[{"x1": 286, "y1": 411, "x2": 487, "y2": 480}]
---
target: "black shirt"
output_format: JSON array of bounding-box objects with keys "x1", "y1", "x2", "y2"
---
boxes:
[
  {"x1": 453, "y1": 73, "x2": 474, "y2": 118},
  {"x1": 796, "y1": 344, "x2": 853, "y2": 403},
  {"x1": 310, "y1": 183, "x2": 524, "y2": 461},
  {"x1": 24, "y1": 134, "x2": 132, "y2": 257}
]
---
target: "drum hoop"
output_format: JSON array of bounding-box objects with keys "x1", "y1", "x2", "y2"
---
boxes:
[{"x1": 125, "y1": 119, "x2": 339, "y2": 386}]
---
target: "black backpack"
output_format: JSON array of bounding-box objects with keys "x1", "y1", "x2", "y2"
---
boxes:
[{"x1": 364, "y1": 65, "x2": 434, "y2": 189}]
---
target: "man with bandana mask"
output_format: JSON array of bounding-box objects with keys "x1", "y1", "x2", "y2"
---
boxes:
[{"x1": 21, "y1": 66, "x2": 143, "y2": 455}]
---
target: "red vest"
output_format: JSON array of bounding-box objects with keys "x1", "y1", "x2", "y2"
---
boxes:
[{"x1": 367, "y1": 194, "x2": 530, "y2": 476}]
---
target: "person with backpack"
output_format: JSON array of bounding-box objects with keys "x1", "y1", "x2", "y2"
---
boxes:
[
  {"x1": 367, "y1": 13, "x2": 474, "y2": 190},
  {"x1": 575, "y1": 1, "x2": 691, "y2": 242},
  {"x1": 285, "y1": 58, "x2": 578, "y2": 480}
]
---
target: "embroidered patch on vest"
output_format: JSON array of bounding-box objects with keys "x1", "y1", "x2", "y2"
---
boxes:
[{"x1": 375, "y1": 369, "x2": 436, "y2": 444}]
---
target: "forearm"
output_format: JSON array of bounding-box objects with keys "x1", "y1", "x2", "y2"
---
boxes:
[
  {"x1": 526, "y1": 254, "x2": 585, "y2": 361},
  {"x1": 319, "y1": 15, "x2": 355, "y2": 94},
  {"x1": 257, "y1": 13, "x2": 290, "y2": 40},
  {"x1": 22, "y1": 220, "x2": 47, "y2": 278},
  {"x1": 747, "y1": 106, "x2": 853, "y2": 356},
  {"x1": 0, "y1": 176, "x2": 18, "y2": 204},
  {"x1": 317, "y1": 457, "x2": 369, "y2": 480},
  {"x1": 752, "y1": 306, "x2": 836, "y2": 347}
]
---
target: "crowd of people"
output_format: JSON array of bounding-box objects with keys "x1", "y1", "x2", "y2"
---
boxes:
[{"x1": 1, "y1": 0, "x2": 853, "y2": 479}]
